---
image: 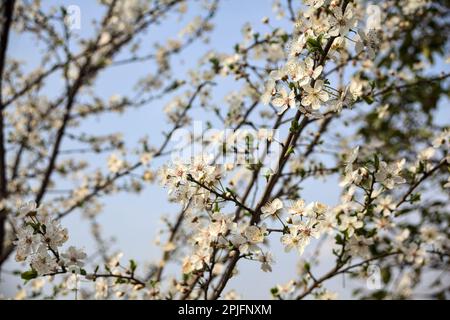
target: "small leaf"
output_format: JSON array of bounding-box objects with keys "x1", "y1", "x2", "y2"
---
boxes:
[
  {"x1": 381, "y1": 267, "x2": 391, "y2": 284},
  {"x1": 306, "y1": 36, "x2": 323, "y2": 54},
  {"x1": 21, "y1": 269, "x2": 38, "y2": 281},
  {"x1": 374, "y1": 154, "x2": 380, "y2": 171},
  {"x1": 289, "y1": 120, "x2": 299, "y2": 133},
  {"x1": 270, "y1": 287, "x2": 279, "y2": 296},
  {"x1": 129, "y1": 259, "x2": 137, "y2": 273},
  {"x1": 304, "y1": 262, "x2": 311, "y2": 271},
  {"x1": 409, "y1": 193, "x2": 421, "y2": 204},
  {"x1": 284, "y1": 146, "x2": 295, "y2": 157},
  {"x1": 209, "y1": 57, "x2": 220, "y2": 73},
  {"x1": 363, "y1": 95, "x2": 375, "y2": 105}
]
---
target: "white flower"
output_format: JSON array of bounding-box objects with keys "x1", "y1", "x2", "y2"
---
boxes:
[
  {"x1": 287, "y1": 199, "x2": 306, "y2": 217},
  {"x1": 401, "y1": 243, "x2": 427, "y2": 266},
  {"x1": 285, "y1": 60, "x2": 303, "y2": 82},
  {"x1": 374, "y1": 216, "x2": 395, "y2": 230},
  {"x1": 366, "y1": 4, "x2": 382, "y2": 31},
  {"x1": 301, "y1": 80, "x2": 329, "y2": 110},
  {"x1": 355, "y1": 29, "x2": 379, "y2": 59},
  {"x1": 309, "y1": 201, "x2": 328, "y2": 216},
  {"x1": 338, "y1": 215, "x2": 363, "y2": 237},
  {"x1": 107, "y1": 153, "x2": 124, "y2": 173},
  {"x1": 375, "y1": 159, "x2": 406, "y2": 189},
  {"x1": 375, "y1": 195, "x2": 395, "y2": 216},
  {"x1": 303, "y1": 0, "x2": 324, "y2": 9},
  {"x1": 108, "y1": 252, "x2": 123, "y2": 269},
  {"x1": 261, "y1": 198, "x2": 283, "y2": 219},
  {"x1": 377, "y1": 104, "x2": 390, "y2": 119},
  {"x1": 181, "y1": 256, "x2": 194, "y2": 274},
  {"x1": 418, "y1": 147, "x2": 435, "y2": 161},
  {"x1": 276, "y1": 280, "x2": 295, "y2": 296},
  {"x1": 432, "y1": 129, "x2": 449, "y2": 148},
  {"x1": 66, "y1": 273, "x2": 81, "y2": 290},
  {"x1": 259, "y1": 252, "x2": 275, "y2": 272},
  {"x1": 165, "y1": 162, "x2": 188, "y2": 185},
  {"x1": 344, "y1": 146, "x2": 359, "y2": 172},
  {"x1": 224, "y1": 290, "x2": 241, "y2": 300},
  {"x1": 208, "y1": 213, "x2": 232, "y2": 240},
  {"x1": 95, "y1": 278, "x2": 109, "y2": 299},
  {"x1": 41, "y1": 220, "x2": 68, "y2": 249},
  {"x1": 349, "y1": 78, "x2": 364, "y2": 100},
  {"x1": 298, "y1": 57, "x2": 323, "y2": 86},
  {"x1": 31, "y1": 246, "x2": 59, "y2": 275},
  {"x1": 281, "y1": 227, "x2": 302, "y2": 253},
  {"x1": 328, "y1": 6, "x2": 355, "y2": 37},
  {"x1": 288, "y1": 34, "x2": 307, "y2": 57},
  {"x1": 281, "y1": 219, "x2": 320, "y2": 254},
  {"x1": 236, "y1": 225, "x2": 266, "y2": 254},
  {"x1": 18, "y1": 200, "x2": 39, "y2": 218},
  {"x1": 61, "y1": 246, "x2": 87, "y2": 268},
  {"x1": 14, "y1": 225, "x2": 40, "y2": 262},
  {"x1": 419, "y1": 225, "x2": 439, "y2": 244},
  {"x1": 272, "y1": 88, "x2": 296, "y2": 114},
  {"x1": 190, "y1": 248, "x2": 212, "y2": 271},
  {"x1": 347, "y1": 235, "x2": 373, "y2": 259},
  {"x1": 140, "y1": 152, "x2": 153, "y2": 166},
  {"x1": 244, "y1": 225, "x2": 266, "y2": 244},
  {"x1": 395, "y1": 274, "x2": 413, "y2": 298}
]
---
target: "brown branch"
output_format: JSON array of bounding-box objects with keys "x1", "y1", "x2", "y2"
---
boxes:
[
  {"x1": 209, "y1": 0, "x2": 351, "y2": 299},
  {"x1": 296, "y1": 252, "x2": 400, "y2": 300},
  {"x1": 0, "y1": 0, "x2": 15, "y2": 264},
  {"x1": 395, "y1": 158, "x2": 448, "y2": 210},
  {"x1": 153, "y1": 200, "x2": 192, "y2": 282}
]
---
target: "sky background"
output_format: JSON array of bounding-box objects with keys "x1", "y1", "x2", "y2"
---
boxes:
[{"x1": 1, "y1": 0, "x2": 449, "y2": 299}]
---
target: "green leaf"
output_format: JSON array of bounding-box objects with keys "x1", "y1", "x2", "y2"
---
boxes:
[
  {"x1": 149, "y1": 279, "x2": 158, "y2": 288},
  {"x1": 21, "y1": 269, "x2": 38, "y2": 281},
  {"x1": 304, "y1": 262, "x2": 311, "y2": 271},
  {"x1": 374, "y1": 154, "x2": 380, "y2": 171},
  {"x1": 409, "y1": 193, "x2": 421, "y2": 204},
  {"x1": 284, "y1": 146, "x2": 295, "y2": 157},
  {"x1": 209, "y1": 57, "x2": 220, "y2": 73},
  {"x1": 289, "y1": 120, "x2": 299, "y2": 133},
  {"x1": 129, "y1": 259, "x2": 137, "y2": 273},
  {"x1": 306, "y1": 36, "x2": 323, "y2": 54},
  {"x1": 381, "y1": 267, "x2": 391, "y2": 284},
  {"x1": 363, "y1": 95, "x2": 375, "y2": 105},
  {"x1": 270, "y1": 287, "x2": 279, "y2": 296},
  {"x1": 225, "y1": 187, "x2": 236, "y2": 196},
  {"x1": 371, "y1": 290, "x2": 387, "y2": 300},
  {"x1": 335, "y1": 233, "x2": 344, "y2": 245}
]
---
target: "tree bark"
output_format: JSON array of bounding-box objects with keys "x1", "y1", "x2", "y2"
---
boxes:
[{"x1": 0, "y1": 0, "x2": 16, "y2": 266}]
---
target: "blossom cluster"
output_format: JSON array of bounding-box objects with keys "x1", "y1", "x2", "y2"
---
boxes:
[
  {"x1": 13, "y1": 201, "x2": 86, "y2": 277},
  {"x1": 159, "y1": 154, "x2": 224, "y2": 208},
  {"x1": 261, "y1": 1, "x2": 380, "y2": 118}
]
